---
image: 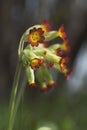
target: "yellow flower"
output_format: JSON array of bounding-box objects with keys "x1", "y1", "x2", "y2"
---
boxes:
[
  {"x1": 22, "y1": 21, "x2": 72, "y2": 91},
  {"x1": 30, "y1": 58, "x2": 44, "y2": 69},
  {"x1": 28, "y1": 28, "x2": 45, "y2": 46},
  {"x1": 40, "y1": 80, "x2": 56, "y2": 92},
  {"x1": 59, "y1": 56, "x2": 70, "y2": 71}
]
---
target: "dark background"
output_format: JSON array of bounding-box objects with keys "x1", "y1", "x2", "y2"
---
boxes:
[{"x1": 0, "y1": 0, "x2": 87, "y2": 130}]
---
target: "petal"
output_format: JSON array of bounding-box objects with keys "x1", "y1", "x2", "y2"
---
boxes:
[
  {"x1": 41, "y1": 20, "x2": 51, "y2": 33},
  {"x1": 57, "y1": 24, "x2": 67, "y2": 40},
  {"x1": 62, "y1": 39, "x2": 71, "y2": 53}
]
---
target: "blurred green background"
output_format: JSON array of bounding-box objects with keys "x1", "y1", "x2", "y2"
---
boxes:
[{"x1": 0, "y1": 0, "x2": 87, "y2": 130}]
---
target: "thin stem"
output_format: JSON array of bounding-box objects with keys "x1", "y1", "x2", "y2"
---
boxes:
[
  {"x1": 7, "y1": 60, "x2": 22, "y2": 130},
  {"x1": 12, "y1": 76, "x2": 27, "y2": 129}
]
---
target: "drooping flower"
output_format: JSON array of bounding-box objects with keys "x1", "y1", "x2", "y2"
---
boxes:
[
  {"x1": 61, "y1": 39, "x2": 71, "y2": 53},
  {"x1": 41, "y1": 20, "x2": 51, "y2": 33},
  {"x1": 28, "y1": 28, "x2": 45, "y2": 46},
  {"x1": 59, "y1": 56, "x2": 70, "y2": 71},
  {"x1": 30, "y1": 58, "x2": 44, "y2": 69},
  {"x1": 40, "y1": 80, "x2": 56, "y2": 92},
  {"x1": 40, "y1": 82, "x2": 49, "y2": 91},
  {"x1": 54, "y1": 48, "x2": 63, "y2": 57},
  {"x1": 21, "y1": 21, "x2": 72, "y2": 92},
  {"x1": 47, "y1": 80, "x2": 56, "y2": 88},
  {"x1": 25, "y1": 65, "x2": 36, "y2": 88},
  {"x1": 53, "y1": 42, "x2": 71, "y2": 58},
  {"x1": 57, "y1": 24, "x2": 67, "y2": 40}
]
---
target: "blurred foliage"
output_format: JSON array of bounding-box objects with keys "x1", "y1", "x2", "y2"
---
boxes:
[{"x1": 1, "y1": 87, "x2": 87, "y2": 130}]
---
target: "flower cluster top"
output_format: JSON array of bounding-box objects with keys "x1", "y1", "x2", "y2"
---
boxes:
[{"x1": 18, "y1": 21, "x2": 72, "y2": 91}]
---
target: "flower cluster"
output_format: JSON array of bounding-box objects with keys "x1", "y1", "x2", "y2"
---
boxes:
[{"x1": 20, "y1": 21, "x2": 72, "y2": 91}]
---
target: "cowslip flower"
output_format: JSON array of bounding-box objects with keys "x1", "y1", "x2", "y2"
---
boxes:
[
  {"x1": 28, "y1": 27, "x2": 44, "y2": 47},
  {"x1": 57, "y1": 24, "x2": 67, "y2": 40},
  {"x1": 7, "y1": 21, "x2": 72, "y2": 130},
  {"x1": 30, "y1": 58, "x2": 44, "y2": 70},
  {"x1": 19, "y1": 21, "x2": 72, "y2": 91},
  {"x1": 40, "y1": 81, "x2": 56, "y2": 92},
  {"x1": 59, "y1": 57, "x2": 70, "y2": 71},
  {"x1": 61, "y1": 39, "x2": 71, "y2": 53}
]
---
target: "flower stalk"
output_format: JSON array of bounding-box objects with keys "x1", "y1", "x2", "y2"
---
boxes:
[
  {"x1": 7, "y1": 61, "x2": 22, "y2": 130},
  {"x1": 7, "y1": 21, "x2": 72, "y2": 130}
]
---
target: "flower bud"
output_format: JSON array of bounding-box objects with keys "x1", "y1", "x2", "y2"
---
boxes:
[{"x1": 25, "y1": 65, "x2": 35, "y2": 87}]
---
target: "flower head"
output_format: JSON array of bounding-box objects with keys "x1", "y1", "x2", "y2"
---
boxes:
[
  {"x1": 41, "y1": 20, "x2": 51, "y2": 33},
  {"x1": 20, "y1": 21, "x2": 72, "y2": 92},
  {"x1": 57, "y1": 24, "x2": 67, "y2": 40},
  {"x1": 28, "y1": 28, "x2": 45, "y2": 47},
  {"x1": 30, "y1": 58, "x2": 44, "y2": 70}
]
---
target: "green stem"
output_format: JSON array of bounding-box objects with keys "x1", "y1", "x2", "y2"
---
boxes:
[
  {"x1": 7, "y1": 60, "x2": 22, "y2": 130},
  {"x1": 12, "y1": 76, "x2": 27, "y2": 129}
]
